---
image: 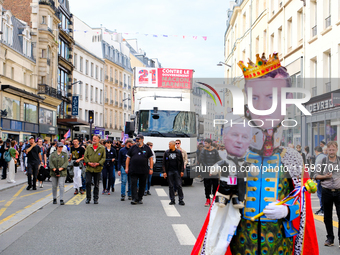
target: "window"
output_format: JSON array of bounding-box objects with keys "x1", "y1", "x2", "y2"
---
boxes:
[
  {"x1": 91, "y1": 63, "x2": 94, "y2": 77},
  {"x1": 324, "y1": 0, "x2": 331, "y2": 28},
  {"x1": 42, "y1": 49, "x2": 46, "y2": 58},
  {"x1": 91, "y1": 85, "x2": 93, "y2": 101},
  {"x1": 39, "y1": 108, "x2": 56, "y2": 126},
  {"x1": 85, "y1": 60, "x2": 89, "y2": 75},
  {"x1": 95, "y1": 66, "x2": 98, "y2": 80},
  {"x1": 42, "y1": 16, "x2": 47, "y2": 24},
  {"x1": 11, "y1": 67, "x2": 14, "y2": 80},
  {"x1": 57, "y1": 68, "x2": 69, "y2": 97},
  {"x1": 79, "y1": 83, "x2": 82, "y2": 99},
  {"x1": 100, "y1": 68, "x2": 103, "y2": 81},
  {"x1": 22, "y1": 29, "x2": 31, "y2": 57},
  {"x1": 287, "y1": 18, "x2": 292, "y2": 50},
  {"x1": 100, "y1": 89, "x2": 103, "y2": 104},
  {"x1": 110, "y1": 87, "x2": 113, "y2": 101},
  {"x1": 110, "y1": 67, "x2": 113, "y2": 78},
  {"x1": 85, "y1": 84, "x2": 88, "y2": 100},
  {"x1": 85, "y1": 110, "x2": 88, "y2": 122},
  {"x1": 95, "y1": 88, "x2": 98, "y2": 103},
  {"x1": 3, "y1": 97, "x2": 20, "y2": 120},
  {"x1": 311, "y1": 0, "x2": 317, "y2": 37},
  {"x1": 297, "y1": 10, "x2": 303, "y2": 42},
  {"x1": 24, "y1": 104, "x2": 37, "y2": 123},
  {"x1": 80, "y1": 57, "x2": 83, "y2": 72},
  {"x1": 74, "y1": 53, "x2": 77, "y2": 69},
  {"x1": 270, "y1": 33, "x2": 275, "y2": 53},
  {"x1": 278, "y1": 27, "x2": 282, "y2": 54},
  {"x1": 110, "y1": 110, "x2": 113, "y2": 126},
  {"x1": 2, "y1": 14, "x2": 13, "y2": 45},
  {"x1": 73, "y1": 79, "x2": 77, "y2": 94},
  {"x1": 58, "y1": 40, "x2": 69, "y2": 60},
  {"x1": 3, "y1": 62, "x2": 6, "y2": 76}
]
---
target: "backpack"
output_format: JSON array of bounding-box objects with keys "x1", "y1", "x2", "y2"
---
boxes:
[{"x1": 4, "y1": 151, "x2": 11, "y2": 162}]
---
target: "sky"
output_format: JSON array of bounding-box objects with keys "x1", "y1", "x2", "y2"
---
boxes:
[{"x1": 69, "y1": 0, "x2": 231, "y2": 78}]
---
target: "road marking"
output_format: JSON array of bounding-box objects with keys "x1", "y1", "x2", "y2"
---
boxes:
[
  {"x1": 314, "y1": 214, "x2": 338, "y2": 228},
  {"x1": 155, "y1": 188, "x2": 168, "y2": 197},
  {"x1": 0, "y1": 184, "x2": 26, "y2": 217},
  {"x1": 160, "y1": 200, "x2": 180, "y2": 217},
  {"x1": 172, "y1": 224, "x2": 196, "y2": 245},
  {"x1": 65, "y1": 194, "x2": 86, "y2": 205},
  {"x1": 20, "y1": 188, "x2": 52, "y2": 198},
  {"x1": 0, "y1": 200, "x2": 5, "y2": 203}
]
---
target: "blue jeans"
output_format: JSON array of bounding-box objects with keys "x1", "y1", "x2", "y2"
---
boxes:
[
  {"x1": 317, "y1": 180, "x2": 323, "y2": 210},
  {"x1": 145, "y1": 174, "x2": 152, "y2": 191},
  {"x1": 120, "y1": 166, "x2": 131, "y2": 197}
]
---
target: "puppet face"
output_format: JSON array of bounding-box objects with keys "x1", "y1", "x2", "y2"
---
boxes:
[
  {"x1": 246, "y1": 78, "x2": 292, "y2": 129},
  {"x1": 223, "y1": 125, "x2": 252, "y2": 157}
]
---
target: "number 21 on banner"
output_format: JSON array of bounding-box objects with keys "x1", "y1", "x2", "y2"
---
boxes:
[{"x1": 138, "y1": 69, "x2": 156, "y2": 84}]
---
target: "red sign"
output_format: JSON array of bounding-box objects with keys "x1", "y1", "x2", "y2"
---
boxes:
[{"x1": 157, "y1": 68, "x2": 193, "y2": 89}]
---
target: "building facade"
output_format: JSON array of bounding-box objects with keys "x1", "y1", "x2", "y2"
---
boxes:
[
  {"x1": 2, "y1": 0, "x2": 62, "y2": 141},
  {"x1": 73, "y1": 16, "x2": 105, "y2": 140}
]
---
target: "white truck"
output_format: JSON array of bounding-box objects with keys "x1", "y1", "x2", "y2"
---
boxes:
[{"x1": 128, "y1": 68, "x2": 203, "y2": 185}]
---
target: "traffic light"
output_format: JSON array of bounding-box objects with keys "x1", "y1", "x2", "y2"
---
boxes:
[{"x1": 88, "y1": 110, "x2": 94, "y2": 124}]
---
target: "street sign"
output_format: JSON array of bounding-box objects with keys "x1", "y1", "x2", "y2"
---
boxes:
[{"x1": 72, "y1": 96, "x2": 79, "y2": 116}]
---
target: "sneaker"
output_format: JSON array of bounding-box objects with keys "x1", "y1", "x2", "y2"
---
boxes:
[
  {"x1": 85, "y1": 199, "x2": 90, "y2": 204},
  {"x1": 147, "y1": 190, "x2": 151, "y2": 195},
  {"x1": 102, "y1": 190, "x2": 106, "y2": 195},
  {"x1": 128, "y1": 196, "x2": 132, "y2": 200},
  {"x1": 179, "y1": 200, "x2": 185, "y2": 206},
  {"x1": 107, "y1": 191, "x2": 110, "y2": 195},
  {"x1": 80, "y1": 189, "x2": 84, "y2": 195},
  {"x1": 121, "y1": 196, "x2": 125, "y2": 201},
  {"x1": 324, "y1": 239, "x2": 334, "y2": 246},
  {"x1": 33, "y1": 187, "x2": 37, "y2": 190},
  {"x1": 94, "y1": 200, "x2": 98, "y2": 204},
  {"x1": 144, "y1": 191, "x2": 148, "y2": 196},
  {"x1": 74, "y1": 189, "x2": 79, "y2": 195},
  {"x1": 204, "y1": 198, "x2": 211, "y2": 207},
  {"x1": 26, "y1": 186, "x2": 31, "y2": 190},
  {"x1": 131, "y1": 200, "x2": 138, "y2": 205},
  {"x1": 315, "y1": 209, "x2": 322, "y2": 215},
  {"x1": 169, "y1": 200, "x2": 175, "y2": 205},
  {"x1": 60, "y1": 200, "x2": 64, "y2": 205},
  {"x1": 53, "y1": 199, "x2": 57, "y2": 204}
]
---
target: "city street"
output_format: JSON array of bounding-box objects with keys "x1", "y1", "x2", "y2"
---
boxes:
[{"x1": 0, "y1": 173, "x2": 338, "y2": 255}]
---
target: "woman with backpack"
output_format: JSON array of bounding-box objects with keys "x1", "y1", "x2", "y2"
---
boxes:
[{"x1": 7, "y1": 140, "x2": 18, "y2": 183}]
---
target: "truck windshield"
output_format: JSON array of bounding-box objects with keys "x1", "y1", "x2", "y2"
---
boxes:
[{"x1": 139, "y1": 110, "x2": 196, "y2": 137}]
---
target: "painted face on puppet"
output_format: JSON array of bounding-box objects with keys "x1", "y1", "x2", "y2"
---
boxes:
[
  {"x1": 223, "y1": 125, "x2": 252, "y2": 157},
  {"x1": 246, "y1": 76, "x2": 292, "y2": 130}
]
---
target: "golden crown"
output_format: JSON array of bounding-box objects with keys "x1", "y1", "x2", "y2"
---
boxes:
[{"x1": 237, "y1": 53, "x2": 281, "y2": 80}]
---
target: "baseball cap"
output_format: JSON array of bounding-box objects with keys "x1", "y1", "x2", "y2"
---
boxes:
[
  {"x1": 136, "y1": 134, "x2": 144, "y2": 140},
  {"x1": 57, "y1": 142, "x2": 64, "y2": 147},
  {"x1": 29, "y1": 136, "x2": 34, "y2": 140}
]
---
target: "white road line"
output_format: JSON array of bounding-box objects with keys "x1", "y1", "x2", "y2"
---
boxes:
[
  {"x1": 161, "y1": 200, "x2": 180, "y2": 217},
  {"x1": 172, "y1": 224, "x2": 197, "y2": 245},
  {"x1": 155, "y1": 188, "x2": 168, "y2": 197}
]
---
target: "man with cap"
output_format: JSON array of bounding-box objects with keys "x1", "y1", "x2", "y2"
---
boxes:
[
  {"x1": 118, "y1": 138, "x2": 133, "y2": 201},
  {"x1": 125, "y1": 134, "x2": 153, "y2": 204},
  {"x1": 84, "y1": 135, "x2": 106, "y2": 204},
  {"x1": 24, "y1": 136, "x2": 42, "y2": 190}
]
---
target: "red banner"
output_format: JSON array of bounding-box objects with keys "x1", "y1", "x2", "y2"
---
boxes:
[{"x1": 157, "y1": 68, "x2": 193, "y2": 89}]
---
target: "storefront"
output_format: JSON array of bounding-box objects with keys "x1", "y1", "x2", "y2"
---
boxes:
[
  {"x1": 303, "y1": 89, "x2": 340, "y2": 155},
  {"x1": 39, "y1": 107, "x2": 58, "y2": 140},
  {"x1": 73, "y1": 126, "x2": 90, "y2": 141}
]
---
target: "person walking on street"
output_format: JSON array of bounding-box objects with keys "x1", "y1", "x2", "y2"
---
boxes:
[
  {"x1": 173, "y1": 139, "x2": 187, "y2": 196},
  {"x1": 218, "y1": 145, "x2": 227, "y2": 160},
  {"x1": 199, "y1": 138, "x2": 221, "y2": 207},
  {"x1": 7, "y1": 140, "x2": 18, "y2": 183},
  {"x1": 112, "y1": 140, "x2": 121, "y2": 192},
  {"x1": 118, "y1": 139, "x2": 133, "y2": 201},
  {"x1": 24, "y1": 137, "x2": 42, "y2": 190},
  {"x1": 125, "y1": 134, "x2": 153, "y2": 205},
  {"x1": 315, "y1": 141, "x2": 340, "y2": 247},
  {"x1": 70, "y1": 138, "x2": 85, "y2": 195},
  {"x1": 49, "y1": 142, "x2": 69, "y2": 205},
  {"x1": 84, "y1": 135, "x2": 106, "y2": 204},
  {"x1": 314, "y1": 146, "x2": 327, "y2": 216},
  {"x1": 37, "y1": 139, "x2": 47, "y2": 188},
  {"x1": 0, "y1": 139, "x2": 10, "y2": 180},
  {"x1": 102, "y1": 140, "x2": 116, "y2": 195},
  {"x1": 163, "y1": 141, "x2": 185, "y2": 205},
  {"x1": 145, "y1": 142, "x2": 156, "y2": 196}
]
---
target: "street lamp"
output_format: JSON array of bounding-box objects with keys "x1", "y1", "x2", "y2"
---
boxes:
[{"x1": 217, "y1": 62, "x2": 231, "y2": 67}]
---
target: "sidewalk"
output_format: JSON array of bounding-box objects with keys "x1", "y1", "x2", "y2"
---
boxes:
[{"x1": 0, "y1": 168, "x2": 28, "y2": 192}]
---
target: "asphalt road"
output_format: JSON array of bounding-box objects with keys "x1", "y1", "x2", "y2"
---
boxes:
[{"x1": 0, "y1": 177, "x2": 339, "y2": 255}]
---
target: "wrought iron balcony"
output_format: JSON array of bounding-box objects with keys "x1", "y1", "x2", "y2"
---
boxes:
[{"x1": 38, "y1": 84, "x2": 62, "y2": 99}]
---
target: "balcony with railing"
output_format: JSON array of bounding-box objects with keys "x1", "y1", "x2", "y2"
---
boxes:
[
  {"x1": 312, "y1": 25, "x2": 317, "y2": 37},
  {"x1": 115, "y1": 101, "x2": 118, "y2": 106},
  {"x1": 38, "y1": 84, "x2": 62, "y2": 99},
  {"x1": 326, "y1": 82, "x2": 331, "y2": 92},
  {"x1": 105, "y1": 98, "x2": 109, "y2": 104},
  {"x1": 325, "y1": 16, "x2": 331, "y2": 28},
  {"x1": 110, "y1": 77, "x2": 113, "y2": 83},
  {"x1": 115, "y1": 79, "x2": 118, "y2": 85}
]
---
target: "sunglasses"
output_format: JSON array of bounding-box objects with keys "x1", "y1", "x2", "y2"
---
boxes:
[{"x1": 175, "y1": 143, "x2": 180, "y2": 145}]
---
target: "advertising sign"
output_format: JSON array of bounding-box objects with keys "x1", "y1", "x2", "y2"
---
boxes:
[{"x1": 135, "y1": 68, "x2": 193, "y2": 89}]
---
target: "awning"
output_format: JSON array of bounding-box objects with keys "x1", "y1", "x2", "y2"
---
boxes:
[
  {"x1": 1, "y1": 85, "x2": 45, "y2": 102},
  {"x1": 57, "y1": 118, "x2": 89, "y2": 126}
]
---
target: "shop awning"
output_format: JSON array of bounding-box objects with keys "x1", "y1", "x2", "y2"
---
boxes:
[
  {"x1": 57, "y1": 118, "x2": 89, "y2": 126},
  {"x1": 1, "y1": 85, "x2": 45, "y2": 102}
]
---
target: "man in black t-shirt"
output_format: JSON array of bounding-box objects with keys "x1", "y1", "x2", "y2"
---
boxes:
[
  {"x1": 24, "y1": 137, "x2": 42, "y2": 190},
  {"x1": 70, "y1": 138, "x2": 85, "y2": 195},
  {"x1": 125, "y1": 134, "x2": 153, "y2": 204},
  {"x1": 163, "y1": 141, "x2": 185, "y2": 205}
]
